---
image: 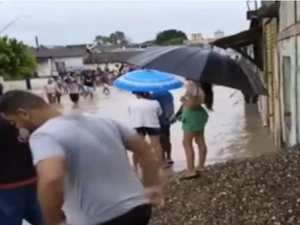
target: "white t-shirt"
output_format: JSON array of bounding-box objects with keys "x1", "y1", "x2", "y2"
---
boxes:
[
  {"x1": 44, "y1": 83, "x2": 57, "y2": 94},
  {"x1": 128, "y1": 98, "x2": 162, "y2": 128}
]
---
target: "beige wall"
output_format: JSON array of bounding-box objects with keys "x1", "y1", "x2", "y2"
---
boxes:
[
  {"x1": 4, "y1": 78, "x2": 48, "y2": 92},
  {"x1": 279, "y1": 1, "x2": 296, "y2": 32}
]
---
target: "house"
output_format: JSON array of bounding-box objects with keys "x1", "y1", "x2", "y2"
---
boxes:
[
  {"x1": 211, "y1": 1, "x2": 300, "y2": 148},
  {"x1": 33, "y1": 46, "x2": 87, "y2": 77},
  {"x1": 83, "y1": 49, "x2": 144, "y2": 71},
  {"x1": 276, "y1": 1, "x2": 300, "y2": 147},
  {"x1": 211, "y1": 1, "x2": 282, "y2": 147},
  {"x1": 184, "y1": 31, "x2": 225, "y2": 46},
  {"x1": 33, "y1": 43, "x2": 143, "y2": 77}
]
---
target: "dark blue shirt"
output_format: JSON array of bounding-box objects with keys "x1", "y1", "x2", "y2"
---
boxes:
[{"x1": 152, "y1": 91, "x2": 174, "y2": 125}]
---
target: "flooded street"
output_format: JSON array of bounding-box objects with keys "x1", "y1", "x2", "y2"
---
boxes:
[{"x1": 54, "y1": 85, "x2": 275, "y2": 171}]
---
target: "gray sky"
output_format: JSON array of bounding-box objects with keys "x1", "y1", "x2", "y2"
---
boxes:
[{"x1": 0, "y1": 1, "x2": 249, "y2": 46}]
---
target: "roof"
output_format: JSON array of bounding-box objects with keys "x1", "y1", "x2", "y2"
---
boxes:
[
  {"x1": 83, "y1": 50, "x2": 144, "y2": 64},
  {"x1": 33, "y1": 47, "x2": 87, "y2": 59},
  {"x1": 211, "y1": 28, "x2": 259, "y2": 49}
]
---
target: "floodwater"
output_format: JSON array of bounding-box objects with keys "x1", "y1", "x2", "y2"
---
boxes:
[
  {"x1": 23, "y1": 86, "x2": 275, "y2": 225},
  {"x1": 55, "y1": 85, "x2": 275, "y2": 171}
]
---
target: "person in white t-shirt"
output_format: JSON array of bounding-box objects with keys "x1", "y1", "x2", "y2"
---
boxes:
[
  {"x1": 128, "y1": 92, "x2": 164, "y2": 170},
  {"x1": 44, "y1": 78, "x2": 59, "y2": 104}
]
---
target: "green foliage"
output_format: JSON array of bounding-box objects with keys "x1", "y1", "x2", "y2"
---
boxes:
[
  {"x1": 155, "y1": 29, "x2": 188, "y2": 45},
  {"x1": 95, "y1": 31, "x2": 129, "y2": 46},
  {"x1": 0, "y1": 36, "x2": 36, "y2": 79}
]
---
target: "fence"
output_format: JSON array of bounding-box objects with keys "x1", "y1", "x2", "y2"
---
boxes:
[{"x1": 3, "y1": 77, "x2": 48, "y2": 92}]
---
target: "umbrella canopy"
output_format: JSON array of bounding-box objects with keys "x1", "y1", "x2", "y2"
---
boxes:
[
  {"x1": 125, "y1": 46, "x2": 267, "y2": 95},
  {"x1": 113, "y1": 69, "x2": 183, "y2": 92}
]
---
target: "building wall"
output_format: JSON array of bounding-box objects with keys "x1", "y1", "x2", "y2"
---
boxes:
[
  {"x1": 277, "y1": 1, "x2": 299, "y2": 146},
  {"x1": 279, "y1": 1, "x2": 296, "y2": 32},
  {"x1": 36, "y1": 56, "x2": 84, "y2": 77},
  {"x1": 37, "y1": 59, "x2": 51, "y2": 77},
  {"x1": 52, "y1": 57, "x2": 84, "y2": 71},
  {"x1": 264, "y1": 21, "x2": 276, "y2": 130},
  {"x1": 278, "y1": 37, "x2": 297, "y2": 146}
]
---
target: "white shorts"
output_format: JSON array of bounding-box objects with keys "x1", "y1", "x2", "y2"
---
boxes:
[{"x1": 85, "y1": 86, "x2": 95, "y2": 93}]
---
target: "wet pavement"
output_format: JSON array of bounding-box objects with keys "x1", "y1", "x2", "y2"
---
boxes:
[{"x1": 55, "y1": 85, "x2": 275, "y2": 171}]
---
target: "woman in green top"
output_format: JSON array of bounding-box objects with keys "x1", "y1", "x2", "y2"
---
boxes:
[{"x1": 175, "y1": 81, "x2": 213, "y2": 180}]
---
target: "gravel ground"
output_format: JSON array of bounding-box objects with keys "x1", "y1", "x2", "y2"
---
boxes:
[{"x1": 151, "y1": 146, "x2": 300, "y2": 225}]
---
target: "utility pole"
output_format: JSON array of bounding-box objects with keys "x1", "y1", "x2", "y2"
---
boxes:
[{"x1": 0, "y1": 14, "x2": 31, "y2": 35}]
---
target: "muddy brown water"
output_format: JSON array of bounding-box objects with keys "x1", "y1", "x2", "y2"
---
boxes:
[
  {"x1": 23, "y1": 86, "x2": 275, "y2": 225},
  {"x1": 58, "y1": 86, "x2": 275, "y2": 171}
]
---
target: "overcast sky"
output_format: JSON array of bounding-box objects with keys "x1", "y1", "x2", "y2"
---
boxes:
[{"x1": 0, "y1": 1, "x2": 250, "y2": 46}]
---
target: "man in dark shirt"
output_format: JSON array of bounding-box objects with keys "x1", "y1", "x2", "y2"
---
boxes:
[
  {"x1": 83, "y1": 72, "x2": 95, "y2": 99},
  {"x1": 0, "y1": 92, "x2": 43, "y2": 225}
]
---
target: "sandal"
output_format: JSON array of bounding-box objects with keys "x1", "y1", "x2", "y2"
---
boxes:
[{"x1": 179, "y1": 173, "x2": 199, "y2": 180}]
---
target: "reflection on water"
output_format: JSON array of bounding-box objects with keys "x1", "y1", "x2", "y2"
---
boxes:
[{"x1": 58, "y1": 86, "x2": 275, "y2": 171}]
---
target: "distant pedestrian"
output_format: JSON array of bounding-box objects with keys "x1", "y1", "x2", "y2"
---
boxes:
[
  {"x1": 0, "y1": 90, "x2": 162, "y2": 225},
  {"x1": 100, "y1": 72, "x2": 110, "y2": 96},
  {"x1": 83, "y1": 72, "x2": 96, "y2": 99},
  {"x1": 44, "y1": 78, "x2": 57, "y2": 104},
  {"x1": 65, "y1": 73, "x2": 85, "y2": 106},
  {"x1": 53, "y1": 75, "x2": 65, "y2": 104}
]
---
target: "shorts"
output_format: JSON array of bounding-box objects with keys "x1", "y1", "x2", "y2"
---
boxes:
[
  {"x1": 160, "y1": 124, "x2": 171, "y2": 137},
  {"x1": 0, "y1": 183, "x2": 43, "y2": 225},
  {"x1": 85, "y1": 86, "x2": 95, "y2": 93},
  {"x1": 181, "y1": 107, "x2": 209, "y2": 132},
  {"x1": 135, "y1": 127, "x2": 161, "y2": 136},
  {"x1": 69, "y1": 93, "x2": 79, "y2": 103},
  {"x1": 100, "y1": 204, "x2": 151, "y2": 225}
]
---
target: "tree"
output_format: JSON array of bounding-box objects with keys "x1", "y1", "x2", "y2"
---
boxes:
[
  {"x1": 94, "y1": 35, "x2": 111, "y2": 45},
  {"x1": 0, "y1": 36, "x2": 36, "y2": 79},
  {"x1": 155, "y1": 29, "x2": 188, "y2": 45},
  {"x1": 95, "y1": 31, "x2": 129, "y2": 46}
]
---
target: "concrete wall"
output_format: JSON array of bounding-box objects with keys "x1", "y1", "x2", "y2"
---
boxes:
[
  {"x1": 279, "y1": 1, "x2": 296, "y2": 32},
  {"x1": 52, "y1": 57, "x2": 84, "y2": 70},
  {"x1": 278, "y1": 37, "x2": 297, "y2": 146},
  {"x1": 277, "y1": 0, "x2": 300, "y2": 146},
  {"x1": 37, "y1": 56, "x2": 84, "y2": 77},
  {"x1": 4, "y1": 78, "x2": 48, "y2": 92},
  {"x1": 37, "y1": 59, "x2": 51, "y2": 77}
]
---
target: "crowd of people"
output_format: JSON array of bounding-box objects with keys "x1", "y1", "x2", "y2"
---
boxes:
[
  {"x1": 43, "y1": 63, "x2": 136, "y2": 106},
  {"x1": 0, "y1": 68, "x2": 213, "y2": 225}
]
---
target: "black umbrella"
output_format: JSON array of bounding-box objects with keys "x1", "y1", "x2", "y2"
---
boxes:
[{"x1": 126, "y1": 46, "x2": 267, "y2": 95}]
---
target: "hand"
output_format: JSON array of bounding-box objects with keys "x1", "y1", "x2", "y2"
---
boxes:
[
  {"x1": 170, "y1": 117, "x2": 176, "y2": 124},
  {"x1": 144, "y1": 186, "x2": 164, "y2": 208}
]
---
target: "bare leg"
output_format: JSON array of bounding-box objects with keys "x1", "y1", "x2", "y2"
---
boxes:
[
  {"x1": 182, "y1": 131, "x2": 197, "y2": 177},
  {"x1": 195, "y1": 131, "x2": 207, "y2": 172},
  {"x1": 132, "y1": 134, "x2": 145, "y2": 171},
  {"x1": 160, "y1": 136, "x2": 172, "y2": 163},
  {"x1": 132, "y1": 153, "x2": 139, "y2": 172},
  {"x1": 149, "y1": 135, "x2": 164, "y2": 168}
]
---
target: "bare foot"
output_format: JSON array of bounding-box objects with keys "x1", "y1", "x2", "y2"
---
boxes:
[
  {"x1": 180, "y1": 171, "x2": 199, "y2": 180},
  {"x1": 195, "y1": 167, "x2": 207, "y2": 172}
]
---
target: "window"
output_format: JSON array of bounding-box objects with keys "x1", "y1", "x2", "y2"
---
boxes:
[{"x1": 282, "y1": 55, "x2": 292, "y2": 128}]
